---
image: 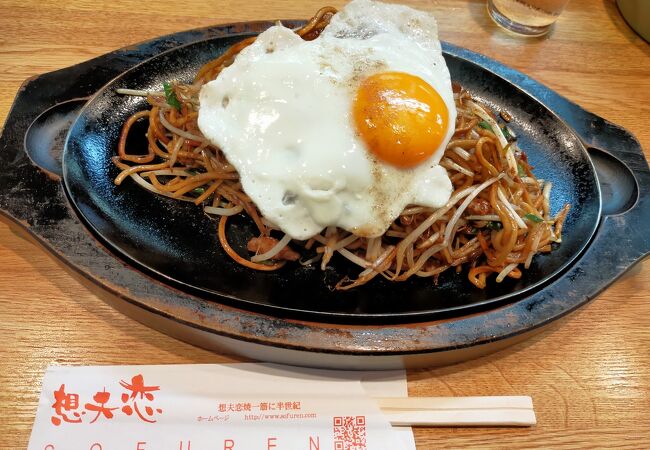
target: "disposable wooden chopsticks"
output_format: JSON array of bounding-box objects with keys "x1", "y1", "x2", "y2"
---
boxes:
[{"x1": 375, "y1": 396, "x2": 536, "y2": 427}]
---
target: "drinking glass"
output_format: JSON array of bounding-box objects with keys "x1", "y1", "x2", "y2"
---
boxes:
[{"x1": 487, "y1": 0, "x2": 571, "y2": 36}]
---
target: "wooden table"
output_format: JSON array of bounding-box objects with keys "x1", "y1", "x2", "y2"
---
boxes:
[{"x1": 1, "y1": 0, "x2": 649, "y2": 448}]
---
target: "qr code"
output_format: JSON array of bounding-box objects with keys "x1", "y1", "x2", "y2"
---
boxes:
[{"x1": 333, "y1": 416, "x2": 367, "y2": 450}]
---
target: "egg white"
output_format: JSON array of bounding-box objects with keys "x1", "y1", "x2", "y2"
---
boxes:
[{"x1": 198, "y1": 0, "x2": 457, "y2": 240}]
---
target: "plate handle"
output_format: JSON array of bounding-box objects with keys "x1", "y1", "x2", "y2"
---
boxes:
[
  {"x1": 572, "y1": 118, "x2": 650, "y2": 285},
  {"x1": 24, "y1": 98, "x2": 89, "y2": 180}
]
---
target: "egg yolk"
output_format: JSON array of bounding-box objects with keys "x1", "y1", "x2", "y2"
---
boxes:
[{"x1": 352, "y1": 71, "x2": 449, "y2": 169}]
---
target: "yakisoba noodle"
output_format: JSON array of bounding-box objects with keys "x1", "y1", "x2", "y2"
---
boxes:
[{"x1": 113, "y1": 6, "x2": 570, "y2": 290}]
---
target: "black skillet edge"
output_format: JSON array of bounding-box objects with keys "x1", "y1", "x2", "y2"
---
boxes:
[{"x1": 0, "y1": 22, "x2": 648, "y2": 358}]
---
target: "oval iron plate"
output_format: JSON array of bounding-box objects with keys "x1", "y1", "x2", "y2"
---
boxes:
[{"x1": 63, "y1": 32, "x2": 601, "y2": 323}]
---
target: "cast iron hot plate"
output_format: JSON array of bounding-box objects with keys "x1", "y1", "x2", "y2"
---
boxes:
[
  {"x1": 1, "y1": 20, "x2": 649, "y2": 368},
  {"x1": 63, "y1": 34, "x2": 600, "y2": 322}
]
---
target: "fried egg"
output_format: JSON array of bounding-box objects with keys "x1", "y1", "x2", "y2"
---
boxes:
[{"x1": 198, "y1": 0, "x2": 456, "y2": 240}]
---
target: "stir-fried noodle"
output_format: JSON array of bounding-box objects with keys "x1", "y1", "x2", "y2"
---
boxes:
[{"x1": 114, "y1": 6, "x2": 570, "y2": 290}]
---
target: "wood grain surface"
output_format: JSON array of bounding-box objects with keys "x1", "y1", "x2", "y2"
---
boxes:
[{"x1": 1, "y1": 0, "x2": 649, "y2": 448}]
